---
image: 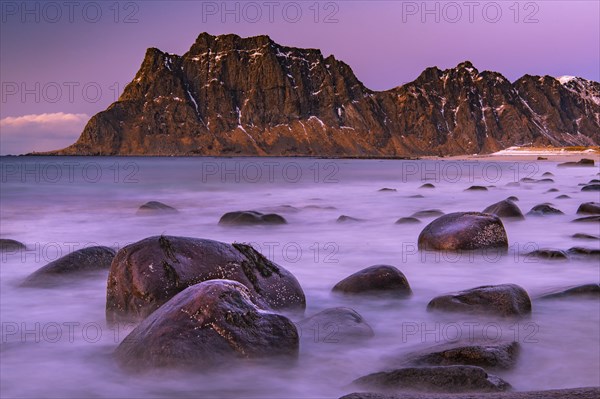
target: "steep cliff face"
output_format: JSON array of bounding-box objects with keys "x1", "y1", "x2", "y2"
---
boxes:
[{"x1": 49, "y1": 33, "x2": 600, "y2": 156}]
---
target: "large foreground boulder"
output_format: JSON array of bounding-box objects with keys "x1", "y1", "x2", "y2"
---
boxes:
[
  {"x1": 418, "y1": 212, "x2": 508, "y2": 251},
  {"x1": 114, "y1": 280, "x2": 299, "y2": 370},
  {"x1": 106, "y1": 236, "x2": 305, "y2": 323},
  {"x1": 296, "y1": 307, "x2": 374, "y2": 344},
  {"x1": 332, "y1": 265, "x2": 411, "y2": 297},
  {"x1": 427, "y1": 284, "x2": 532, "y2": 317},
  {"x1": 21, "y1": 246, "x2": 116, "y2": 288},
  {"x1": 482, "y1": 200, "x2": 524, "y2": 220},
  {"x1": 352, "y1": 365, "x2": 510, "y2": 393}
]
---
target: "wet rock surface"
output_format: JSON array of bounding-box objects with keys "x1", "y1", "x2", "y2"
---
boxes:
[
  {"x1": 577, "y1": 202, "x2": 600, "y2": 214},
  {"x1": 482, "y1": 200, "x2": 524, "y2": 220},
  {"x1": 527, "y1": 204, "x2": 564, "y2": 216},
  {"x1": 219, "y1": 211, "x2": 287, "y2": 225},
  {"x1": 332, "y1": 265, "x2": 412, "y2": 297},
  {"x1": 0, "y1": 239, "x2": 26, "y2": 252}
]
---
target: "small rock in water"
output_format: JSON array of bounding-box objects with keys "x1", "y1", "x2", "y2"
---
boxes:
[
  {"x1": 408, "y1": 194, "x2": 425, "y2": 198},
  {"x1": 136, "y1": 201, "x2": 178, "y2": 215},
  {"x1": 0, "y1": 239, "x2": 26, "y2": 252},
  {"x1": 556, "y1": 194, "x2": 571, "y2": 199},
  {"x1": 557, "y1": 158, "x2": 595, "y2": 167},
  {"x1": 352, "y1": 365, "x2": 511, "y2": 393},
  {"x1": 378, "y1": 188, "x2": 397, "y2": 192},
  {"x1": 219, "y1": 210, "x2": 287, "y2": 225},
  {"x1": 567, "y1": 247, "x2": 600, "y2": 257},
  {"x1": 395, "y1": 217, "x2": 421, "y2": 224},
  {"x1": 482, "y1": 199, "x2": 524, "y2": 220},
  {"x1": 539, "y1": 283, "x2": 600, "y2": 300},
  {"x1": 465, "y1": 185, "x2": 488, "y2": 191},
  {"x1": 581, "y1": 184, "x2": 600, "y2": 192},
  {"x1": 526, "y1": 249, "x2": 568, "y2": 260},
  {"x1": 332, "y1": 265, "x2": 412, "y2": 297},
  {"x1": 427, "y1": 284, "x2": 532, "y2": 317},
  {"x1": 419, "y1": 183, "x2": 435, "y2": 189},
  {"x1": 527, "y1": 204, "x2": 564, "y2": 216},
  {"x1": 572, "y1": 216, "x2": 600, "y2": 223},
  {"x1": 577, "y1": 202, "x2": 600, "y2": 215},
  {"x1": 410, "y1": 209, "x2": 444, "y2": 218},
  {"x1": 336, "y1": 215, "x2": 364, "y2": 223},
  {"x1": 542, "y1": 172, "x2": 554, "y2": 177},
  {"x1": 572, "y1": 233, "x2": 599, "y2": 240},
  {"x1": 545, "y1": 188, "x2": 559, "y2": 193},
  {"x1": 506, "y1": 196, "x2": 519, "y2": 201},
  {"x1": 296, "y1": 307, "x2": 374, "y2": 343}
]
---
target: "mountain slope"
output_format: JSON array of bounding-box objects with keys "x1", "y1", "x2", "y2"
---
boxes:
[{"x1": 48, "y1": 33, "x2": 600, "y2": 156}]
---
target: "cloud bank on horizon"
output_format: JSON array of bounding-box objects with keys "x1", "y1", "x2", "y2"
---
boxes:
[{"x1": 0, "y1": 1, "x2": 598, "y2": 155}]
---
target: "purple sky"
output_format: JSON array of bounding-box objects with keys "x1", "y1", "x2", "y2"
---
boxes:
[{"x1": 1, "y1": 0, "x2": 599, "y2": 154}]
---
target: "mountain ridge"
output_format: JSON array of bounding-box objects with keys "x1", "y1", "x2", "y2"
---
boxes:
[{"x1": 43, "y1": 32, "x2": 600, "y2": 156}]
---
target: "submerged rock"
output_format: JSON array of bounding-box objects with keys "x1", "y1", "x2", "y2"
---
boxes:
[
  {"x1": 332, "y1": 265, "x2": 412, "y2": 297},
  {"x1": 539, "y1": 283, "x2": 600, "y2": 299},
  {"x1": 556, "y1": 195, "x2": 571, "y2": 199},
  {"x1": 114, "y1": 280, "x2": 299, "y2": 371},
  {"x1": 337, "y1": 215, "x2": 364, "y2": 223},
  {"x1": 581, "y1": 184, "x2": 600, "y2": 191},
  {"x1": 0, "y1": 239, "x2": 26, "y2": 252},
  {"x1": 419, "y1": 183, "x2": 435, "y2": 189},
  {"x1": 410, "y1": 209, "x2": 444, "y2": 218},
  {"x1": 378, "y1": 188, "x2": 397, "y2": 192},
  {"x1": 465, "y1": 185, "x2": 488, "y2": 191},
  {"x1": 572, "y1": 233, "x2": 599, "y2": 240},
  {"x1": 527, "y1": 204, "x2": 564, "y2": 216},
  {"x1": 482, "y1": 200, "x2": 524, "y2": 220},
  {"x1": 352, "y1": 365, "x2": 511, "y2": 393},
  {"x1": 296, "y1": 307, "x2": 374, "y2": 343},
  {"x1": 136, "y1": 201, "x2": 178, "y2": 215},
  {"x1": 506, "y1": 196, "x2": 519, "y2": 201},
  {"x1": 395, "y1": 217, "x2": 421, "y2": 225},
  {"x1": 219, "y1": 210, "x2": 287, "y2": 225},
  {"x1": 106, "y1": 236, "x2": 305, "y2": 323},
  {"x1": 567, "y1": 247, "x2": 600, "y2": 257},
  {"x1": 526, "y1": 249, "x2": 568, "y2": 260},
  {"x1": 21, "y1": 246, "x2": 116, "y2": 288},
  {"x1": 572, "y1": 216, "x2": 600, "y2": 223},
  {"x1": 427, "y1": 284, "x2": 532, "y2": 317},
  {"x1": 418, "y1": 212, "x2": 508, "y2": 251},
  {"x1": 557, "y1": 158, "x2": 595, "y2": 167},
  {"x1": 577, "y1": 202, "x2": 600, "y2": 214}
]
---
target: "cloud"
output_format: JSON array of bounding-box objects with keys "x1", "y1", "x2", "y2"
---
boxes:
[{"x1": 0, "y1": 112, "x2": 89, "y2": 154}]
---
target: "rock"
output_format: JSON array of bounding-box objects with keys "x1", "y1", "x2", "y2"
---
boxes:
[
  {"x1": 506, "y1": 196, "x2": 519, "y2": 201},
  {"x1": 572, "y1": 216, "x2": 600, "y2": 223},
  {"x1": 557, "y1": 158, "x2": 595, "y2": 167},
  {"x1": 537, "y1": 156, "x2": 547, "y2": 160},
  {"x1": 379, "y1": 188, "x2": 397, "y2": 192},
  {"x1": 536, "y1": 178, "x2": 554, "y2": 183},
  {"x1": 572, "y1": 233, "x2": 599, "y2": 240},
  {"x1": 136, "y1": 201, "x2": 178, "y2": 215},
  {"x1": 395, "y1": 217, "x2": 421, "y2": 225},
  {"x1": 539, "y1": 283, "x2": 600, "y2": 299},
  {"x1": 581, "y1": 184, "x2": 600, "y2": 191},
  {"x1": 419, "y1": 183, "x2": 435, "y2": 189},
  {"x1": 527, "y1": 204, "x2": 564, "y2": 216},
  {"x1": 337, "y1": 215, "x2": 364, "y2": 223},
  {"x1": 520, "y1": 177, "x2": 537, "y2": 183},
  {"x1": 427, "y1": 284, "x2": 532, "y2": 317},
  {"x1": 545, "y1": 188, "x2": 559, "y2": 193},
  {"x1": 106, "y1": 236, "x2": 305, "y2": 323},
  {"x1": 296, "y1": 307, "x2": 374, "y2": 343},
  {"x1": 405, "y1": 341, "x2": 520, "y2": 370},
  {"x1": 21, "y1": 246, "x2": 116, "y2": 288},
  {"x1": 0, "y1": 239, "x2": 26, "y2": 252},
  {"x1": 542, "y1": 172, "x2": 554, "y2": 176},
  {"x1": 567, "y1": 247, "x2": 600, "y2": 257},
  {"x1": 332, "y1": 265, "x2": 412, "y2": 297},
  {"x1": 352, "y1": 365, "x2": 510, "y2": 393},
  {"x1": 526, "y1": 249, "x2": 568, "y2": 260},
  {"x1": 577, "y1": 202, "x2": 600, "y2": 215},
  {"x1": 556, "y1": 194, "x2": 571, "y2": 199},
  {"x1": 418, "y1": 212, "x2": 508, "y2": 251},
  {"x1": 114, "y1": 279, "x2": 298, "y2": 370},
  {"x1": 304, "y1": 205, "x2": 337, "y2": 210},
  {"x1": 588, "y1": 179, "x2": 600, "y2": 184},
  {"x1": 219, "y1": 210, "x2": 287, "y2": 225},
  {"x1": 339, "y1": 387, "x2": 600, "y2": 399},
  {"x1": 465, "y1": 185, "x2": 488, "y2": 191},
  {"x1": 408, "y1": 194, "x2": 424, "y2": 198},
  {"x1": 410, "y1": 209, "x2": 444, "y2": 218},
  {"x1": 482, "y1": 200, "x2": 524, "y2": 220}
]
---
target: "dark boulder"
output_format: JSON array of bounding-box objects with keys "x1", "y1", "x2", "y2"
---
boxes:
[
  {"x1": 418, "y1": 212, "x2": 508, "y2": 251},
  {"x1": 527, "y1": 204, "x2": 564, "y2": 216},
  {"x1": 395, "y1": 217, "x2": 421, "y2": 225},
  {"x1": 419, "y1": 183, "x2": 435, "y2": 189},
  {"x1": 465, "y1": 185, "x2": 488, "y2": 191},
  {"x1": 136, "y1": 201, "x2": 178, "y2": 215},
  {"x1": 556, "y1": 195, "x2": 571, "y2": 199},
  {"x1": 352, "y1": 365, "x2": 510, "y2": 393},
  {"x1": 526, "y1": 249, "x2": 568, "y2": 260},
  {"x1": 405, "y1": 341, "x2": 520, "y2": 370},
  {"x1": 542, "y1": 172, "x2": 554, "y2": 176},
  {"x1": 482, "y1": 200, "x2": 524, "y2": 220},
  {"x1": 296, "y1": 307, "x2": 374, "y2": 344},
  {"x1": 572, "y1": 233, "x2": 599, "y2": 240},
  {"x1": 410, "y1": 209, "x2": 444, "y2": 218},
  {"x1": 581, "y1": 184, "x2": 600, "y2": 191},
  {"x1": 577, "y1": 202, "x2": 600, "y2": 214},
  {"x1": 337, "y1": 215, "x2": 364, "y2": 223},
  {"x1": 219, "y1": 211, "x2": 287, "y2": 225},
  {"x1": 572, "y1": 216, "x2": 600, "y2": 223},
  {"x1": 106, "y1": 236, "x2": 305, "y2": 323},
  {"x1": 536, "y1": 178, "x2": 554, "y2": 183},
  {"x1": 545, "y1": 188, "x2": 559, "y2": 193},
  {"x1": 567, "y1": 247, "x2": 600, "y2": 257},
  {"x1": 506, "y1": 196, "x2": 519, "y2": 201},
  {"x1": 427, "y1": 284, "x2": 532, "y2": 317},
  {"x1": 0, "y1": 239, "x2": 26, "y2": 252},
  {"x1": 557, "y1": 158, "x2": 595, "y2": 167},
  {"x1": 539, "y1": 283, "x2": 600, "y2": 300},
  {"x1": 332, "y1": 265, "x2": 412, "y2": 297},
  {"x1": 378, "y1": 188, "x2": 397, "y2": 192},
  {"x1": 21, "y1": 246, "x2": 116, "y2": 288},
  {"x1": 114, "y1": 280, "x2": 299, "y2": 371}
]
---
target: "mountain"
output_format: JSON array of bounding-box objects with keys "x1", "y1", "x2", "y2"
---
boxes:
[{"x1": 46, "y1": 33, "x2": 600, "y2": 156}]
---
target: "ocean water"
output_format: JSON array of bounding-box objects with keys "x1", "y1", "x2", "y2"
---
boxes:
[{"x1": 1, "y1": 157, "x2": 599, "y2": 398}]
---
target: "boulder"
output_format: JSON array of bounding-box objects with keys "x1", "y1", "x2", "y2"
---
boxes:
[
  {"x1": 106, "y1": 236, "x2": 305, "y2": 323},
  {"x1": 506, "y1": 196, "x2": 519, "y2": 201},
  {"x1": 395, "y1": 217, "x2": 421, "y2": 225},
  {"x1": 352, "y1": 365, "x2": 510, "y2": 393},
  {"x1": 410, "y1": 209, "x2": 444, "y2": 218},
  {"x1": 581, "y1": 184, "x2": 600, "y2": 192},
  {"x1": 408, "y1": 194, "x2": 425, "y2": 198},
  {"x1": 0, "y1": 239, "x2": 26, "y2": 252},
  {"x1": 556, "y1": 195, "x2": 571, "y2": 199},
  {"x1": 482, "y1": 200, "x2": 524, "y2": 220},
  {"x1": 418, "y1": 212, "x2": 508, "y2": 251},
  {"x1": 219, "y1": 211, "x2": 287, "y2": 225},
  {"x1": 419, "y1": 183, "x2": 435, "y2": 189},
  {"x1": 465, "y1": 186, "x2": 488, "y2": 191},
  {"x1": 542, "y1": 172, "x2": 554, "y2": 176},
  {"x1": 545, "y1": 188, "x2": 559, "y2": 193},
  {"x1": 296, "y1": 307, "x2": 374, "y2": 344},
  {"x1": 572, "y1": 233, "x2": 599, "y2": 240},
  {"x1": 539, "y1": 284, "x2": 600, "y2": 300},
  {"x1": 378, "y1": 188, "x2": 397, "y2": 192},
  {"x1": 21, "y1": 246, "x2": 116, "y2": 288},
  {"x1": 526, "y1": 249, "x2": 568, "y2": 260},
  {"x1": 567, "y1": 247, "x2": 600, "y2": 257},
  {"x1": 557, "y1": 158, "x2": 595, "y2": 167},
  {"x1": 427, "y1": 284, "x2": 532, "y2": 317},
  {"x1": 114, "y1": 280, "x2": 298, "y2": 370},
  {"x1": 340, "y1": 387, "x2": 600, "y2": 399},
  {"x1": 332, "y1": 265, "x2": 412, "y2": 297},
  {"x1": 577, "y1": 202, "x2": 600, "y2": 214},
  {"x1": 136, "y1": 201, "x2": 178, "y2": 215},
  {"x1": 572, "y1": 216, "x2": 600, "y2": 223},
  {"x1": 337, "y1": 215, "x2": 364, "y2": 223},
  {"x1": 527, "y1": 204, "x2": 564, "y2": 216}
]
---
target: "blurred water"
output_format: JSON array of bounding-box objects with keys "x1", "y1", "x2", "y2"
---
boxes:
[{"x1": 1, "y1": 157, "x2": 599, "y2": 398}]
